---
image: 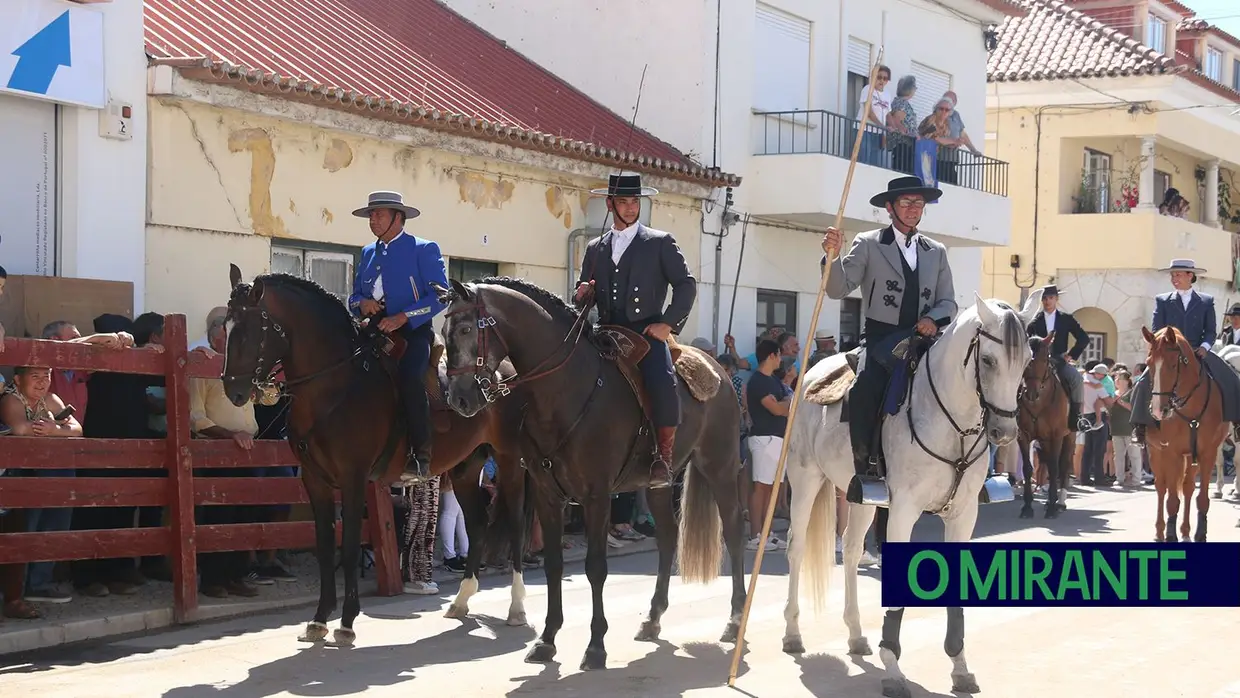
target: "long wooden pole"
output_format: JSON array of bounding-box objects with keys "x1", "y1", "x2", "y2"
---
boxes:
[{"x1": 727, "y1": 48, "x2": 885, "y2": 687}]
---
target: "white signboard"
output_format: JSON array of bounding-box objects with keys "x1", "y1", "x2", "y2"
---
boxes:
[
  {"x1": 0, "y1": 94, "x2": 57, "y2": 276},
  {"x1": 0, "y1": 0, "x2": 105, "y2": 108}
]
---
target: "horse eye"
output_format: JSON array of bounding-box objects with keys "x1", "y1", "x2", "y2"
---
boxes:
[{"x1": 982, "y1": 355, "x2": 995, "y2": 367}]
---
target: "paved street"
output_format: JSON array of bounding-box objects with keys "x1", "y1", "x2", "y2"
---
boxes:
[{"x1": 3, "y1": 483, "x2": 1239, "y2": 698}]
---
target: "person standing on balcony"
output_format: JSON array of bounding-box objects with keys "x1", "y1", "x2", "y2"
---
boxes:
[
  {"x1": 1026, "y1": 285, "x2": 1091, "y2": 432},
  {"x1": 886, "y1": 76, "x2": 919, "y2": 173},
  {"x1": 859, "y1": 64, "x2": 892, "y2": 167},
  {"x1": 1131, "y1": 259, "x2": 1240, "y2": 444}
]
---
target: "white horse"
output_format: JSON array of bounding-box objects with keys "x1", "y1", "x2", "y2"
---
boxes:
[
  {"x1": 782, "y1": 291, "x2": 1040, "y2": 698},
  {"x1": 1209, "y1": 341, "x2": 1240, "y2": 499}
]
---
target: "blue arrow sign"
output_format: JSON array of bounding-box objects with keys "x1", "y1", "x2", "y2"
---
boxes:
[{"x1": 7, "y1": 10, "x2": 72, "y2": 95}]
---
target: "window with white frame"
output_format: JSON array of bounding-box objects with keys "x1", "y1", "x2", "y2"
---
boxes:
[
  {"x1": 1233, "y1": 58, "x2": 1240, "y2": 91},
  {"x1": 271, "y1": 244, "x2": 356, "y2": 301},
  {"x1": 1146, "y1": 14, "x2": 1166, "y2": 54},
  {"x1": 845, "y1": 37, "x2": 872, "y2": 121},
  {"x1": 1083, "y1": 332, "x2": 1106, "y2": 366},
  {"x1": 1154, "y1": 169, "x2": 1171, "y2": 202},
  {"x1": 839, "y1": 298, "x2": 861, "y2": 351},
  {"x1": 752, "y1": 3, "x2": 811, "y2": 112},
  {"x1": 1081, "y1": 148, "x2": 1112, "y2": 213},
  {"x1": 909, "y1": 62, "x2": 952, "y2": 125},
  {"x1": 756, "y1": 289, "x2": 798, "y2": 341},
  {"x1": 1206, "y1": 47, "x2": 1223, "y2": 81}
]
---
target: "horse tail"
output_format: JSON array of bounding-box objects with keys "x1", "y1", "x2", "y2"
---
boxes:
[
  {"x1": 480, "y1": 450, "x2": 533, "y2": 560},
  {"x1": 801, "y1": 472, "x2": 838, "y2": 612},
  {"x1": 676, "y1": 461, "x2": 723, "y2": 584}
]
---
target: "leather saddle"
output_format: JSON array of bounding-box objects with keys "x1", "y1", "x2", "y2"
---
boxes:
[
  {"x1": 839, "y1": 334, "x2": 933, "y2": 425},
  {"x1": 592, "y1": 324, "x2": 685, "y2": 427}
]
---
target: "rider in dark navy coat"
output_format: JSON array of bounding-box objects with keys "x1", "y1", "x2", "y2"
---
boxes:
[
  {"x1": 1025, "y1": 285, "x2": 1091, "y2": 431},
  {"x1": 348, "y1": 191, "x2": 450, "y2": 483},
  {"x1": 574, "y1": 173, "x2": 697, "y2": 489},
  {"x1": 1130, "y1": 258, "x2": 1240, "y2": 443}
]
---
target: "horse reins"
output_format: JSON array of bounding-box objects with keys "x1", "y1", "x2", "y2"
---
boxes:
[
  {"x1": 906, "y1": 326, "x2": 1020, "y2": 514},
  {"x1": 1150, "y1": 341, "x2": 1213, "y2": 468}
]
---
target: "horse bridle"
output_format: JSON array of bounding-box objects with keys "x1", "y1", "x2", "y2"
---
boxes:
[
  {"x1": 443, "y1": 289, "x2": 592, "y2": 403},
  {"x1": 1149, "y1": 339, "x2": 1213, "y2": 468},
  {"x1": 221, "y1": 303, "x2": 366, "y2": 398},
  {"x1": 907, "y1": 325, "x2": 1021, "y2": 513}
]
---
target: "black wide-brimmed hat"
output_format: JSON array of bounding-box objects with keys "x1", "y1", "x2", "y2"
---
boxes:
[
  {"x1": 869, "y1": 175, "x2": 943, "y2": 208},
  {"x1": 1227, "y1": 303, "x2": 1240, "y2": 316},
  {"x1": 590, "y1": 173, "x2": 659, "y2": 198},
  {"x1": 352, "y1": 191, "x2": 421, "y2": 219},
  {"x1": 1042, "y1": 284, "x2": 1059, "y2": 297}
]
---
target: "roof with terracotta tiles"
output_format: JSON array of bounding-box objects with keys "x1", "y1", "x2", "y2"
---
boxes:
[
  {"x1": 987, "y1": 0, "x2": 1179, "y2": 83},
  {"x1": 143, "y1": 0, "x2": 738, "y2": 187}
]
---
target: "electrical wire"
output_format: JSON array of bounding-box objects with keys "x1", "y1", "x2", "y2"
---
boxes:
[{"x1": 726, "y1": 213, "x2": 750, "y2": 338}]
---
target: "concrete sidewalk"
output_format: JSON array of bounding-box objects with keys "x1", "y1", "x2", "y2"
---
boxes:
[{"x1": 0, "y1": 518, "x2": 790, "y2": 657}]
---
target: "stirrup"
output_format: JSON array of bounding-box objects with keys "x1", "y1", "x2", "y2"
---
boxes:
[
  {"x1": 979, "y1": 474, "x2": 1015, "y2": 504},
  {"x1": 846, "y1": 474, "x2": 889, "y2": 507},
  {"x1": 398, "y1": 452, "x2": 432, "y2": 485},
  {"x1": 648, "y1": 460, "x2": 673, "y2": 489}
]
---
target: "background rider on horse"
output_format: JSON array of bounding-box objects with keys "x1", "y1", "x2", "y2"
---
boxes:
[
  {"x1": 820, "y1": 175, "x2": 959, "y2": 506},
  {"x1": 573, "y1": 173, "x2": 697, "y2": 489},
  {"x1": 1129, "y1": 258, "x2": 1240, "y2": 443},
  {"x1": 1025, "y1": 284, "x2": 1091, "y2": 432},
  {"x1": 347, "y1": 191, "x2": 450, "y2": 483}
]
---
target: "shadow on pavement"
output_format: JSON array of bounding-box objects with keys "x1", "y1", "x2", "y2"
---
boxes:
[
  {"x1": 796, "y1": 652, "x2": 958, "y2": 698},
  {"x1": 505, "y1": 640, "x2": 745, "y2": 697}
]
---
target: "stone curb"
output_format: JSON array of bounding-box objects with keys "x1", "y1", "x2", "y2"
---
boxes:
[{"x1": 0, "y1": 519, "x2": 788, "y2": 657}]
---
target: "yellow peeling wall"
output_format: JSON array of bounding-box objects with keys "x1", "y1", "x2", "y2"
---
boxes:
[{"x1": 144, "y1": 97, "x2": 704, "y2": 331}]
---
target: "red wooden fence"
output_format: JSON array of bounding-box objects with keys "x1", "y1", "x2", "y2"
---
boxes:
[{"x1": 0, "y1": 314, "x2": 401, "y2": 623}]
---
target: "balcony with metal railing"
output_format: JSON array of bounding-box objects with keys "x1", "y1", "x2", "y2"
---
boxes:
[
  {"x1": 753, "y1": 109, "x2": 1009, "y2": 197},
  {"x1": 745, "y1": 109, "x2": 1013, "y2": 246}
]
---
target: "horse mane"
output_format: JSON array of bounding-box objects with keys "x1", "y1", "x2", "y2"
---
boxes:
[
  {"x1": 473, "y1": 276, "x2": 584, "y2": 328},
  {"x1": 247, "y1": 273, "x2": 361, "y2": 336}
]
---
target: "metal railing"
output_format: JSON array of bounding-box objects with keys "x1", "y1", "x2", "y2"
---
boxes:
[{"x1": 754, "y1": 109, "x2": 1009, "y2": 197}]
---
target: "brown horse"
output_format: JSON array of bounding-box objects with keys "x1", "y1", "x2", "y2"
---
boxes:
[
  {"x1": 436, "y1": 277, "x2": 746, "y2": 672},
  {"x1": 1016, "y1": 332, "x2": 1073, "y2": 518},
  {"x1": 1141, "y1": 326, "x2": 1229, "y2": 542},
  {"x1": 221, "y1": 264, "x2": 532, "y2": 645}
]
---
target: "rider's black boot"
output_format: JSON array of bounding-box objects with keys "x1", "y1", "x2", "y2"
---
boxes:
[{"x1": 846, "y1": 418, "x2": 888, "y2": 506}]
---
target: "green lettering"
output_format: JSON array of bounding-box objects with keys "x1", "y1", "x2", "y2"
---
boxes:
[
  {"x1": 1023, "y1": 550, "x2": 1054, "y2": 600},
  {"x1": 1092, "y1": 550, "x2": 1126, "y2": 600},
  {"x1": 1010, "y1": 546, "x2": 1020, "y2": 600},
  {"x1": 1129, "y1": 550, "x2": 1158, "y2": 600},
  {"x1": 909, "y1": 551, "x2": 949, "y2": 599},
  {"x1": 1159, "y1": 550, "x2": 1188, "y2": 601},
  {"x1": 962, "y1": 550, "x2": 1005, "y2": 601},
  {"x1": 1057, "y1": 550, "x2": 1090, "y2": 600}
]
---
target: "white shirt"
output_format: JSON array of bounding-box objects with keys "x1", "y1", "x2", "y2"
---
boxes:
[
  {"x1": 893, "y1": 228, "x2": 918, "y2": 271},
  {"x1": 860, "y1": 85, "x2": 892, "y2": 127},
  {"x1": 1174, "y1": 289, "x2": 1212, "y2": 351},
  {"x1": 1043, "y1": 309, "x2": 1057, "y2": 334},
  {"x1": 609, "y1": 223, "x2": 639, "y2": 266},
  {"x1": 371, "y1": 230, "x2": 408, "y2": 301}
]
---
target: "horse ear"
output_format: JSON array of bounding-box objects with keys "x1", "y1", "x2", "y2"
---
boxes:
[
  {"x1": 1018, "y1": 287, "x2": 1044, "y2": 327},
  {"x1": 229, "y1": 263, "x2": 243, "y2": 289},
  {"x1": 449, "y1": 278, "x2": 473, "y2": 301},
  {"x1": 1045, "y1": 330, "x2": 1056, "y2": 346},
  {"x1": 249, "y1": 277, "x2": 265, "y2": 304},
  {"x1": 1142, "y1": 326, "x2": 1155, "y2": 343},
  {"x1": 430, "y1": 281, "x2": 452, "y2": 305},
  {"x1": 974, "y1": 292, "x2": 998, "y2": 326}
]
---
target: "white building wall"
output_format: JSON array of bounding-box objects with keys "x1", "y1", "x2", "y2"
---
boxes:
[
  {"x1": 0, "y1": 0, "x2": 147, "y2": 310},
  {"x1": 441, "y1": 0, "x2": 1002, "y2": 356}
]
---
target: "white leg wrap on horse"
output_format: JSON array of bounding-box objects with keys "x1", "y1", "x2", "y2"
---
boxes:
[{"x1": 508, "y1": 571, "x2": 528, "y2": 626}]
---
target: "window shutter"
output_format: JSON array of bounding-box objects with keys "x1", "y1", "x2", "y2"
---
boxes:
[
  {"x1": 753, "y1": 4, "x2": 811, "y2": 111},
  {"x1": 847, "y1": 37, "x2": 871, "y2": 77},
  {"x1": 909, "y1": 62, "x2": 952, "y2": 125}
]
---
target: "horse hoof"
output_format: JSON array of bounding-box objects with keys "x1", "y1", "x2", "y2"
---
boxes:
[
  {"x1": 634, "y1": 621, "x2": 661, "y2": 642},
  {"x1": 848, "y1": 637, "x2": 873, "y2": 655},
  {"x1": 298, "y1": 622, "x2": 329, "y2": 643},
  {"x1": 579, "y1": 647, "x2": 607, "y2": 671},
  {"x1": 881, "y1": 677, "x2": 912, "y2": 698},
  {"x1": 1019, "y1": 506, "x2": 1034, "y2": 519},
  {"x1": 1195, "y1": 533, "x2": 1208, "y2": 543},
  {"x1": 507, "y1": 612, "x2": 528, "y2": 627},
  {"x1": 1044, "y1": 507, "x2": 1059, "y2": 520},
  {"x1": 782, "y1": 636, "x2": 805, "y2": 654},
  {"x1": 525, "y1": 641, "x2": 557, "y2": 664},
  {"x1": 332, "y1": 628, "x2": 356, "y2": 646},
  {"x1": 952, "y1": 672, "x2": 980, "y2": 693},
  {"x1": 444, "y1": 604, "x2": 469, "y2": 619},
  {"x1": 719, "y1": 621, "x2": 740, "y2": 644}
]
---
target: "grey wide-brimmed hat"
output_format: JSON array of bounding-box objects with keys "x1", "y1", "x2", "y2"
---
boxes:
[
  {"x1": 1158, "y1": 258, "x2": 1206, "y2": 274},
  {"x1": 1226, "y1": 303, "x2": 1240, "y2": 316},
  {"x1": 352, "y1": 191, "x2": 421, "y2": 219},
  {"x1": 590, "y1": 173, "x2": 659, "y2": 197}
]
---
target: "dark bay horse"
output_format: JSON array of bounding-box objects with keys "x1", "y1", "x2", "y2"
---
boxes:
[
  {"x1": 1016, "y1": 332, "x2": 1073, "y2": 518},
  {"x1": 1142, "y1": 326, "x2": 1229, "y2": 542},
  {"x1": 435, "y1": 277, "x2": 746, "y2": 671},
  {"x1": 221, "y1": 264, "x2": 533, "y2": 644}
]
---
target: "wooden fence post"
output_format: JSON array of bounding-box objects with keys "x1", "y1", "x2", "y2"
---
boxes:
[
  {"x1": 163, "y1": 314, "x2": 200, "y2": 623},
  {"x1": 366, "y1": 481, "x2": 402, "y2": 596}
]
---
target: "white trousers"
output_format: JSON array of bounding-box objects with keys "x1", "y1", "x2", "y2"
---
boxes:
[
  {"x1": 1112, "y1": 437, "x2": 1142, "y2": 485},
  {"x1": 439, "y1": 490, "x2": 469, "y2": 560}
]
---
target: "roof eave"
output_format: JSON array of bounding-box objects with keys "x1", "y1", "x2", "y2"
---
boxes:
[{"x1": 148, "y1": 57, "x2": 743, "y2": 189}]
